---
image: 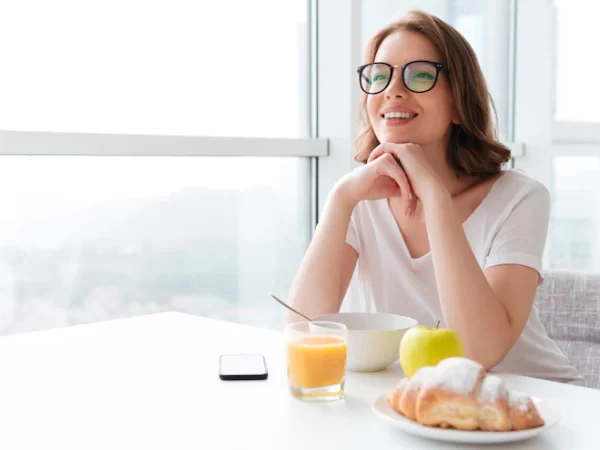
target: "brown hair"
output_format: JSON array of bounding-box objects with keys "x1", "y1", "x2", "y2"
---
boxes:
[{"x1": 355, "y1": 10, "x2": 511, "y2": 179}]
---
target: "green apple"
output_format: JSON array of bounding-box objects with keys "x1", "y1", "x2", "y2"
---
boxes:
[{"x1": 399, "y1": 322, "x2": 464, "y2": 377}]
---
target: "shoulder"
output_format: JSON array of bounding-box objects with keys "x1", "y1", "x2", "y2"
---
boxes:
[
  {"x1": 490, "y1": 169, "x2": 550, "y2": 208},
  {"x1": 496, "y1": 169, "x2": 548, "y2": 194},
  {"x1": 488, "y1": 170, "x2": 551, "y2": 232},
  {"x1": 472, "y1": 169, "x2": 550, "y2": 237}
]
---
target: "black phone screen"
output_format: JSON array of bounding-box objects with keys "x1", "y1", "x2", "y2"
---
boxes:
[{"x1": 219, "y1": 354, "x2": 268, "y2": 380}]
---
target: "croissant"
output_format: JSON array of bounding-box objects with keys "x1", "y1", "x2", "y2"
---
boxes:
[{"x1": 386, "y1": 357, "x2": 544, "y2": 431}]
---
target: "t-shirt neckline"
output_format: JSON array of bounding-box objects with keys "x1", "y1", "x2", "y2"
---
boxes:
[{"x1": 382, "y1": 170, "x2": 509, "y2": 264}]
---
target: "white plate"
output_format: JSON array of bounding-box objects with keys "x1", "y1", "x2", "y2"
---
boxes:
[{"x1": 372, "y1": 395, "x2": 560, "y2": 444}]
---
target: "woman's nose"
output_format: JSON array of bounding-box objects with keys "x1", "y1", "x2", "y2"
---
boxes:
[{"x1": 385, "y1": 71, "x2": 408, "y2": 98}]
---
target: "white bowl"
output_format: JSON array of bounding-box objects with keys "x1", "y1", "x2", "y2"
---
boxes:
[{"x1": 312, "y1": 312, "x2": 418, "y2": 372}]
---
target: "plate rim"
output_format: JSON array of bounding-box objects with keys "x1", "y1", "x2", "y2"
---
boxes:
[{"x1": 372, "y1": 395, "x2": 560, "y2": 444}]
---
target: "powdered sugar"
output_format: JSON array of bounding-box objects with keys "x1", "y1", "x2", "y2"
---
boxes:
[
  {"x1": 478, "y1": 374, "x2": 507, "y2": 403},
  {"x1": 423, "y1": 357, "x2": 484, "y2": 395},
  {"x1": 508, "y1": 390, "x2": 530, "y2": 412},
  {"x1": 406, "y1": 366, "x2": 437, "y2": 390}
]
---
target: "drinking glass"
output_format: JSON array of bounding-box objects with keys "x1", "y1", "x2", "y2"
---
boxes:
[{"x1": 284, "y1": 321, "x2": 348, "y2": 401}]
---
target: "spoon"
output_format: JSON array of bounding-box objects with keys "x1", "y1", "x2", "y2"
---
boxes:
[{"x1": 270, "y1": 293, "x2": 312, "y2": 321}]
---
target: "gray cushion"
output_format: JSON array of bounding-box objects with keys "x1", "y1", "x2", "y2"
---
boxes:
[
  {"x1": 554, "y1": 340, "x2": 600, "y2": 389},
  {"x1": 535, "y1": 270, "x2": 600, "y2": 389}
]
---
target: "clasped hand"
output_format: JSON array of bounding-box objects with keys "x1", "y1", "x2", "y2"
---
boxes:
[{"x1": 337, "y1": 143, "x2": 444, "y2": 216}]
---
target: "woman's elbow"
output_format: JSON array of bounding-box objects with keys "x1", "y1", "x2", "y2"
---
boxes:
[{"x1": 463, "y1": 337, "x2": 516, "y2": 371}]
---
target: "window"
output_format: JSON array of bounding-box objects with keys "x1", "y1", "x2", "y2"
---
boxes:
[
  {"x1": 0, "y1": 0, "x2": 316, "y2": 334},
  {"x1": 514, "y1": 0, "x2": 600, "y2": 271},
  {"x1": 549, "y1": 157, "x2": 600, "y2": 271},
  {"x1": 554, "y1": 0, "x2": 600, "y2": 124},
  {"x1": 0, "y1": 0, "x2": 309, "y2": 138},
  {"x1": 548, "y1": 2, "x2": 600, "y2": 270},
  {"x1": 449, "y1": 0, "x2": 512, "y2": 141},
  {"x1": 0, "y1": 156, "x2": 311, "y2": 335}
]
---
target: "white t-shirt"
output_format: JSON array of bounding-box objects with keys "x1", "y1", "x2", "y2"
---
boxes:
[{"x1": 343, "y1": 169, "x2": 582, "y2": 382}]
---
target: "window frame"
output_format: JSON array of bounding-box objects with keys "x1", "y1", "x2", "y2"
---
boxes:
[
  {"x1": 0, "y1": 131, "x2": 328, "y2": 158},
  {"x1": 512, "y1": 0, "x2": 600, "y2": 268},
  {"x1": 0, "y1": 0, "x2": 328, "y2": 234},
  {"x1": 550, "y1": 0, "x2": 600, "y2": 143}
]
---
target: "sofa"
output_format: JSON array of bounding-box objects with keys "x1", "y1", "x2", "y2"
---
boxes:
[{"x1": 535, "y1": 270, "x2": 600, "y2": 389}]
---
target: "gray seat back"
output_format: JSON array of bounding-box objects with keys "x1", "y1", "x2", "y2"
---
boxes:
[{"x1": 535, "y1": 270, "x2": 600, "y2": 389}]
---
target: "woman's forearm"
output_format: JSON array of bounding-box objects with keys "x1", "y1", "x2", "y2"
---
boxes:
[
  {"x1": 423, "y1": 187, "x2": 513, "y2": 368},
  {"x1": 287, "y1": 186, "x2": 358, "y2": 321}
]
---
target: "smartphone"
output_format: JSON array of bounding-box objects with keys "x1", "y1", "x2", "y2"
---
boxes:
[{"x1": 219, "y1": 354, "x2": 268, "y2": 380}]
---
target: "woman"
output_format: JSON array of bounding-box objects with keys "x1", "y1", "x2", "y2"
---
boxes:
[{"x1": 288, "y1": 10, "x2": 582, "y2": 383}]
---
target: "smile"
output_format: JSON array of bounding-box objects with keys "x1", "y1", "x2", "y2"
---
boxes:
[
  {"x1": 381, "y1": 111, "x2": 418, "y2": 126},
  {"x1": 382, "y1": 111, "x2": 418, "y2": 119}
]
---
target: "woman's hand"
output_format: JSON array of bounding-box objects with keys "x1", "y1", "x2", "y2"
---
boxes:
[
  {"x1": 336, "y1": 151, "x2": 418, "y2": 215},
  {"x1": 368, "y1": 143, "x2": 446, "y2": 203}
]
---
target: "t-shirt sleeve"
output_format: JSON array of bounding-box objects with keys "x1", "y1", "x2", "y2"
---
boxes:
[
  {"x1": 346, "y1": 210, "x2": 359, "y2": 253},
  {"x1": 484, "y1": 182, "x2": 550, "y2": 276}
]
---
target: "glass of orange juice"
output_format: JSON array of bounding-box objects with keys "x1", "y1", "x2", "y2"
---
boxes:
[{"x1": 284, "y1": 321, "x2": 348, "y2": 401}]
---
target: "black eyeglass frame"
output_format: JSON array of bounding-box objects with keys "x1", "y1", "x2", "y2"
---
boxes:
[{"x1": 356, "y1": 60, "x2": 448, "y2": 94}]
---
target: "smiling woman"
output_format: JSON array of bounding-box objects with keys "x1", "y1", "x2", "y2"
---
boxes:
[
  {"x1": 355, "y1": 15, "x2": 510, "y2": 178},
  {"x1": 288, "y1": 9, "x2": 583, "y2": 386}
]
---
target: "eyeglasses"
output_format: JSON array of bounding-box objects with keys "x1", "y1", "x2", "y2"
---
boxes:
[{"x1": 357, "y1": 61, "x2": 447, "y2": 95}]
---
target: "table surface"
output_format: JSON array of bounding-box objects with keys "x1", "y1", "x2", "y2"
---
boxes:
[{"x1": 0, "y1": 312, "x2": 597, "y2": 449}]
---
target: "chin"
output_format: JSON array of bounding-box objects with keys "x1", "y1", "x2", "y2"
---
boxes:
[
  {"x1": 378, "y1": 132, "x2": 418, "y2": 145},
  {"x1": 376, "y1": 128, "x2": 419, "y2": 145}
]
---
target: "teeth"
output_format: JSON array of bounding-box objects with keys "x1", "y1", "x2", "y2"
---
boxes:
[{"x1": 384, "y1": 112, "x2": 415, "y2": 119}]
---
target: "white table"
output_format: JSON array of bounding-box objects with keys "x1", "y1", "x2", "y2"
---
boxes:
[{"x1": 0, "y1": 312, "x2": 597, "y2": 449}]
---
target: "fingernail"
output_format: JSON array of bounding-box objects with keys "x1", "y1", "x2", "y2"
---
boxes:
[{"x1": 408, "y1": 192, "x2": 413, "y2": 200}]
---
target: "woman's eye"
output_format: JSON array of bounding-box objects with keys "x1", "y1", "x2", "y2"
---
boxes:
[
  {"x1": 412, "y1": 72, "x2": 434, "y2": 80},
  {"x1": 373, "y1": 74, "x2": 388, "y2": 82}
]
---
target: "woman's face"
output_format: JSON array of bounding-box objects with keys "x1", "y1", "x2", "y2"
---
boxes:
[{"x1": 366, "y1": 30, "x2": 457, "y2": 150}]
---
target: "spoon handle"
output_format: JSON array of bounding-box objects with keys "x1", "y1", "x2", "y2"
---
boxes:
[{"x1": 270, "y1": 293, "x2": 312, "y2": 321}]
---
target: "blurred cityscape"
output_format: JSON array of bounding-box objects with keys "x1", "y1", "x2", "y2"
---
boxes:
[
  {"x1": 549, "y1": 157, "x2": 600, "y2": 272},
  {"x1": 0, "y1": 164, "x2": 311, "y2": 336}
]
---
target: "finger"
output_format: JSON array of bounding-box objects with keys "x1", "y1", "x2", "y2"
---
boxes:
[
  {"x1": 377, "y1": 147, "x2": 417, "y2": 195},
  {"x1": 378, "y1": 154, "x2": 415, "y2": 205},
  {"x1": 406, "y1": 193, "x2": 418, "y2": 217},
  {"x1": 380, "y1": 153, "x2": 414, "y2": 200},
  {"x1": 369, "y1": 146, "x2": 405, "y2": 181},
  {"x1": 370, "y1": 143, "x2": 402, "y2": 163},
  {"x1": 373, "y1": 145, "x2": 419, "y2": 216},
  {"x1": 379, "y1": 155, "x2": 417, "y2": 217},
  {"x1": 367, "y1": 146, "x2": 386, "y2": 163}
]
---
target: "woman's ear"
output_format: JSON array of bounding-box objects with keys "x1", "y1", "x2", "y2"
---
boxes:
[
  {"x1": 452, "y1": 108, "x2": 460, "y2": 125},
  {"x1": 451, "y1": 111, "x2": 460, "y2": 125},
  {"x1": 450, "y1": 105, "x2": 460, "y2": 125}
]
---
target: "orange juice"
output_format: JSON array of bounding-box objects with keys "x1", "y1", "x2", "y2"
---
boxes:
[{"x1": 287, "y1": 335, "x2": 347, "y2": 388}]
